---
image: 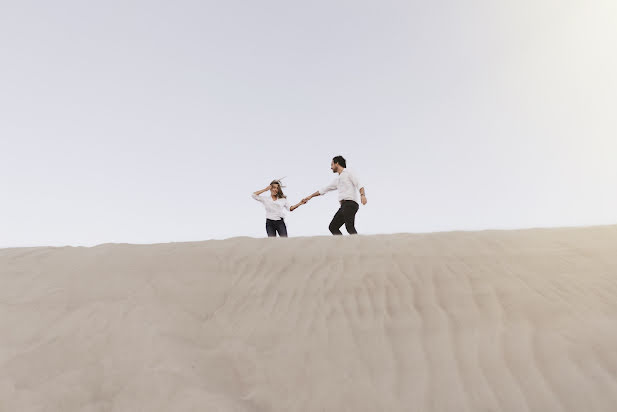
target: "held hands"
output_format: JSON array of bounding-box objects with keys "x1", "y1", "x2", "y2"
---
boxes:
[
  {"x1": 289, "y1": 198, "x2": 309, "y2": 212},
  {"x1": 291, "y1": 200, "x2": 305, "y2": 212}
]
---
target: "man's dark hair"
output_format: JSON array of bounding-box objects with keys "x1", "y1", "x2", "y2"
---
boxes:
[{"x1": 332, "y1": 155, "x2": 346, "y2": 168}]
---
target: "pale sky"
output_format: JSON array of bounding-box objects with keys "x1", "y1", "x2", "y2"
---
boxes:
[{"x1": 1, "y1": 0, "x2": 616, "y2": 247}]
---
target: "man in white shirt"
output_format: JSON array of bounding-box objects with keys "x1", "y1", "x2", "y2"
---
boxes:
[{"x1": 302, "y1": 155, "x2": 367, "y2": 235}]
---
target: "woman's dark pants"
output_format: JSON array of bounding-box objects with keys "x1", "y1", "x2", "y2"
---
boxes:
[{"x1": 266, "y1": 219, "x2": 288, "y2": 237}]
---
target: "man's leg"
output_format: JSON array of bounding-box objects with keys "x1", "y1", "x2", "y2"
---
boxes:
[
  {"x1": 342, "y1": 201, "x2": 359, "y2": 234},
  {"x1": 265, "y1": 220, "x2": 277, "y2": 237},
  {"x1": 277, "y1": 219, "x2": 288, "y2": 237},
  {"x1": 328, "y1": 207, "x2": 345, "y2": 235}
]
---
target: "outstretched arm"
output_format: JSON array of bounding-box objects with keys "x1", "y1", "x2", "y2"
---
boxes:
[
  {"x1": 302, "y1": 191, "x2": 321, "y2": 204},
  {"x1": 303, "y1": 179, "x2": 337, "y2": 204},
  {"x1": 290, "y1": 198, "x2": 308, "y2": 211}
]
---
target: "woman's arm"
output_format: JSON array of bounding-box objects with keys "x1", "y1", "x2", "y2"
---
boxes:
[
  {"x1": 254, "y1": 185, "x2": 272, "y2": 196},
  {"x1": 252, "y1": 185, "x2": 272, "y2": 202},
  {"x1": 290, "y1": 199, "x2": 306, "y2": 212}
]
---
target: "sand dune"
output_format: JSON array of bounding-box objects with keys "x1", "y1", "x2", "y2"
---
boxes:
[{"x1": 2, "y1": 226, "x2": 617, "y2": 411}]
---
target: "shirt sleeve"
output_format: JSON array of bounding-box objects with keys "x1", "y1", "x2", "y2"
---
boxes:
[
  {"x1": 284, "y1": 199, "x2": 291, "y2": 211},
  {"x1": 349, "y1": 170, "x2": 363, "y2": 190},
  {"x1": 319, "y1": 178, "x2": 338, "y2": 195},
  {"x1": 252, "y1": 193, "x2": 265, "y2": 203}
]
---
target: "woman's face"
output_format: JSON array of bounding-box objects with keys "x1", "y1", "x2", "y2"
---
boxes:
[{"x1": 270, "y1": 184, "x2": 279, "y2": 196}]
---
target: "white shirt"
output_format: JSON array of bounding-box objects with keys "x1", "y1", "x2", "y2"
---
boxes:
[
  {"x1": 252, "y1": 194, "x2": 290, "y2": 220},
  {"x1": 319, "y1": 169, "x2": 363, "y2": 203}
]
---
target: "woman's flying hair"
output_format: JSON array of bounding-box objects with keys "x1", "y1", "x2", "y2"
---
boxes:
[{"x1": 270, "y1": 179, "x2": 287, "y2": 199}]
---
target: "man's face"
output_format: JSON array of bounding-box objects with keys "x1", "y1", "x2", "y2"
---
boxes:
[{"x1": 331, "y1": 161, "x2": 337, "y2": 173}]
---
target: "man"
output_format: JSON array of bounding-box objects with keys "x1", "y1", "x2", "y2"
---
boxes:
[{"x1": 302, "y1": 155, "x2": 367, "y2": 235}]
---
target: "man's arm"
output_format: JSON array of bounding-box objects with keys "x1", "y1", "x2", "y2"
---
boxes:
[
  {"x1": 304, "y1": 179, "x2": 337, "y2": 203},
  {"x1": 359, "y1": 187, "x2": 367, "y2": 205},
  {"x1": 302, "y1": 191, "x2": 321, "y2": 203},
  {"x1": 349, "y1": 171, "x2": 367, "y2": 205}
]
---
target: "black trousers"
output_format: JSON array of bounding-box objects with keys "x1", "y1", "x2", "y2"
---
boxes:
[
  {"x1": 266, "y1": 218, "x2": 288, "y2": 237},
  {"x1": 329, "y1": 200, "x2": 359, "y2": 235}
]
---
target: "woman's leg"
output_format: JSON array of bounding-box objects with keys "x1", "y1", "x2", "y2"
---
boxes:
[
  {"x1": 265, "y1": 220, "x2": 277, "y2": 237},
  {"x1": 277, "y1": 219, "x2": 288, "y2": 237}
]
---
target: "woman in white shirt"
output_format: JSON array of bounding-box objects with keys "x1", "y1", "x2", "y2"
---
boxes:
[{"x1": 252, "y1": 180, "x2": 304, "y2": 237}]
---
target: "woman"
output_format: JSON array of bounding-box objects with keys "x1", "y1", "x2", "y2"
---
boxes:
[{"x1": 252, "y1": 180, "x2": 304, "y2": 237}]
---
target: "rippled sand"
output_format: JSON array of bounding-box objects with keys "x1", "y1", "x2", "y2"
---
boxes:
[{"x1": 2, "y1": 226, "x2": 617, "y2": 411}]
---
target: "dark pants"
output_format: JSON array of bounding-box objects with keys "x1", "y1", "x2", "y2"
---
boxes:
[
  {"x1": 329, "y1": 200, "x2": 359, "y2": 235},
  {"x1": 266, "y1": 219, "x2": 288, "y2": 237}
]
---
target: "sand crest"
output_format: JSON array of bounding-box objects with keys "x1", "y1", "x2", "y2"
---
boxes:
[{"x1": 2, "y1": 226, "x2": 617, "y2": 411}]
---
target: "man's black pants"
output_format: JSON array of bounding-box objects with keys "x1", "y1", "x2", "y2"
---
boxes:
[{"x1": 329, "y1": 200, "x2": 359, "y2": 235}]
